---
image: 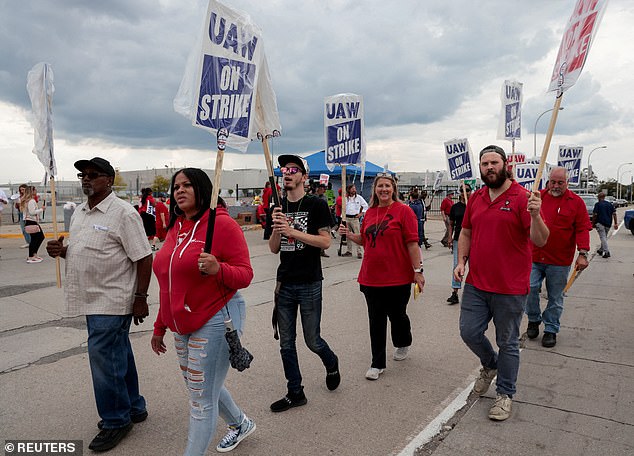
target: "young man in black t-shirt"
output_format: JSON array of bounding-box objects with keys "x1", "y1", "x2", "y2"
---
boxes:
[{"x1": 268, "y1": 154, "x2": 341, "y2": 412}]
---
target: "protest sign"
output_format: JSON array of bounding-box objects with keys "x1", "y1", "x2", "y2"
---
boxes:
[
  {"x1": 319, "y1": 174, "x2": 329, "y2": 186},
  {"x1": 516, "y1": 162, "x2": 552, "y2": 190},
  {"x1": 558, "y1": 145, "x2": 583, "y2": 185},
  {"x1": 324, "y1": 93, "x2": 365, "y2": 172},
  {"x1": 433, "y1": 171, "x2": 444, "y2": 190},
  {"x1": 444, "y1": 138, "x2": 474, "y2": 181},
  {"x1": 497, "y1": 80, "x2": 523, "y2": 140},
  {"x1": 548, "y1": 0, "x2": 609, "y2": 94},
  {"x1": 174, "y1": 0, "x2": 281, "y2": 153}
]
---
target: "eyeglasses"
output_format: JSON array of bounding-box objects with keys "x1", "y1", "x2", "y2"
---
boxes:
[
  {"x1": 281, "y1": 167, "x2": 301, "y2": 175},
  {"x1": 77, "y1": 172, "x2": 108, "y2": 180},
  {"x1": 376, "y1": 172, "x2": 395, "y2": 179},
  {"x1": 460, "y1": 188, "x2": 472, "y2": 193}
]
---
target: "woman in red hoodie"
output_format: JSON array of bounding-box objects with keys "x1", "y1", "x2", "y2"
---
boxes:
[{"x1": 150, "y1": 168, "x2": 256, "y2": 455}]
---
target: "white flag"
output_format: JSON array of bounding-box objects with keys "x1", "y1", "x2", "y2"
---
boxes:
[{"x1": 26, "y1": 62, "x2": 56, "y2": 177}]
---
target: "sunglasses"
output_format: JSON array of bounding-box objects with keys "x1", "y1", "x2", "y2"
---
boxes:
[
  {"x1": 281, "y1": 167, "x2": 302, "y2": 175},
  {"x1": 77, "y1": 172, "x2": 108, "y2": 180},
  {"x1": 376, "y1": 172, "x2": 395, "y2": 179}
]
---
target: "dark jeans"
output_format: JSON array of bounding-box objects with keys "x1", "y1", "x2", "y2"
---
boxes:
[
  {"x1": 360, "y1": 284, "x2": 412, "y2": 369},
  {"x1": 263, "y1": 207, "x2": 273, "y2": 240},
  {"x1": 86, "y1": 314, "x2": 146, "y2": 429},
  {"x1": 459, "y1": 283, "x2": 526, "y2": 397},
  {"x1": 277, "y1": 281, "x2": 337, "y2": 394},
  {"x1": 25, "y1": 221, "x2": 44, "y2": 257}
]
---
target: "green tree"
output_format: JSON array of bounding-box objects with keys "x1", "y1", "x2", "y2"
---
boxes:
[
  {"x1": 113, "y1": 169, "x2": 127, "y2": 193},
  {"x1": 152, "y1": 175, "x2": 170, "y2": 193}
]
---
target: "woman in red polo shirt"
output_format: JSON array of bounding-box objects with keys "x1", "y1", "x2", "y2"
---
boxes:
[{"x1": 340, "y1": 173, "x2": 425, "y2": 381}]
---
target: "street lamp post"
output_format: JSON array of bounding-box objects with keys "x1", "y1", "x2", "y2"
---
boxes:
[
  {"x1": 617, "y1": 163, "x2": 632, "y2": 200},
  {"x1": 533, "y1": 107, "x2": 564, "y2": 158},
  {"x1": 586, "y1": 145, "x2": 607, "y2": 188},
  {"x1": 621, "y1": 171, "x2": 632, "y2": 200}
]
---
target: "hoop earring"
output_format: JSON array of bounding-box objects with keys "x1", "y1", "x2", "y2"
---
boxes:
[{"x1": 173, "y1": 205, "x2": 184, "y2": 216}]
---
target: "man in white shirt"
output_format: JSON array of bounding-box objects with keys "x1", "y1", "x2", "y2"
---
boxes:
[{"x1": 343, "y1": 184, "x2": 368, "y2": 258}]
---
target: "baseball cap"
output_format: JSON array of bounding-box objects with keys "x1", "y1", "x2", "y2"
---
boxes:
[
  {"x1": 74, "y1": 157, "x2": 116, "y2": 176},
  {"x1": 278, "y1": 154, "x2": 309, "y2": 175},
  {"x1": 479, "y1": 145, "x2": 507, "y2": 161}
]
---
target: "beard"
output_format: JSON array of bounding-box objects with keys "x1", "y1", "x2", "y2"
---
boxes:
[
  {"x1": 482, "y1": 168, "x2": 507, "y2": 189},
  {"x1": 82, "y1": 187, "x2": 94, "y2": 196}
]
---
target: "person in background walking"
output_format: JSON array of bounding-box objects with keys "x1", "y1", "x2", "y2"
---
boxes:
[
  {"x1": 447, "y1": 184, "x2": 471, "y2": 305},
  {"x1": 592, "y1": 192, "x2": 618, "y2": 258},
  {"x1": 138, "y1": 188, "x2": 157, "y2": 251},
  {"x1": 21, "y1": 185, "x2": 45, "y2": 263},
  {"x1": 343, "y1": 184, "x2": 368, "y2": 259},
  {"x1": 15, "y1": 184, "x2": 31, "y2": 248},
  {"x1": 440, "y1": 191, "x2": 454, "y2": 247},
  {"x1": 154, "y1": 193, "x2": 169, "y2": 244}
]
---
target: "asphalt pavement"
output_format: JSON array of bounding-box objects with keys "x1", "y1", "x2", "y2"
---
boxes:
[{"x1": 1, "y1": 212, "x2": 632, "y2": 456}]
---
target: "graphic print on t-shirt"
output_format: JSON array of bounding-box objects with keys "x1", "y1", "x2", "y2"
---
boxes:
[
  {"x1": 364, "y1": 214, "x2": 393, "y2": 248},
  {"x1": 280, "y1": 210, "x2": 309, "y2": 251}
]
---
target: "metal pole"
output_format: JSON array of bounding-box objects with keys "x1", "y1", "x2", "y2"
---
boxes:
[
  {"x1": 533, "y1": 107, "x2": 564, "y2": 158},
  {"x1": 617, "y1": 163, "x2": 632, "y2": 200}
]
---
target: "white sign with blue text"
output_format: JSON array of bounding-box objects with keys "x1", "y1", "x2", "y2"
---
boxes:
[
  {"x1": 174, "y1": 0, "x2": 281, "y2": 152},
  {"x1": 444, "y1": 138, "x2": 474, "y2": 181},
  {"x1": 557, "y1": 145, "x2": 583, "y2": 185},
  {"x1": 324, "y1": 93, "x2": 365, "y2": 170},
  {"x1": 497, "y1": 80, "x2": 523, "y2": 140},
  {"x1": 515, "y1": 162, "x2": 552, "y2": 191}
]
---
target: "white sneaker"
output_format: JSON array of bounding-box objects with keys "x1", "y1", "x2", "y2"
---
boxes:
[
  {"x1": 26, "y1": 257, "x2": 43, "y2": 264},
  {"x1": 20, "y1": 244, "x2": 29, "y2": 249},
  {"x1": 216, "y1": 415, "x2": 256, "y2": 452},
  {"x1": 393, "y1": 346, "x2": 409, "y2": 361},
  {"x1": 365, "y1": 367, "x2": 384, "y2": 380}
]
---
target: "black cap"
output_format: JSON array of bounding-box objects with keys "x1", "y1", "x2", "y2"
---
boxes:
[
  {"x1": 278, "y1": 154, "x2": 309, "y2": 175},
  {"x1": 74, "y1": 157, "x2": 115, "y2": 176},
  {"x1": 479, "y1": 145, "x2": 507, "y2": 161}
]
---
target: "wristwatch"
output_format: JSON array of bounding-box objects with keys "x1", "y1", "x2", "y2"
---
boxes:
[
  {"x1": 578, "y1": 250, "x2": 588, "y2": 258},
  {"x1": 413, "y1": 265, "x2": 424, "y2": 273}
]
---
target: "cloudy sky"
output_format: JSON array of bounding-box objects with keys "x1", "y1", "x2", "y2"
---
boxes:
[{"x1": 1, "y1": 0, "x2": 632, "y2": 187}]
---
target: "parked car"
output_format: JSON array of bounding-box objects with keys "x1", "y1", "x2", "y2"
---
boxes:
[
  {"x1": 615, "y1": 198, "x2": 628, "y2": 207},
  {"x1": 605, "y1": 195, "x2": 618, "y2": 207},
  {"x1": 579, "y1": 194, "x2": 598, "y2": 220},
  {"x1": 624, "y1": 209, "x2": 634, "y2": 235}
]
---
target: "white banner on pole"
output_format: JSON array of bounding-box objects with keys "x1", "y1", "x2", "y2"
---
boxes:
[
  {"x1": 324, "y1": 93, "x2": 366, "y2": 180},
  {"x1": 174, "y1": 0, "x2": 281, "y2": 152},
  {"x1": 548, "y1": 0, "x2": 609, "y2": 93},
  {"x1": 497, "y1": 80, "x2": 523, "y2": 140},
  {"x1": 27, "y1": 62, "x2": 56, "y2": 177},
  {"x1": 444, "y1": 138, "x2": 474, "y2": 181},
  {"x1": 557, "y1": 145, "x2": 583, "y2": 185},
  {"x1": 433, "y1": 171, "x2": 444, "y2": 190}
]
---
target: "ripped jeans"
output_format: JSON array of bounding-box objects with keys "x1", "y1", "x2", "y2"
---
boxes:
[{"x1": 173, "y1": 293, "x2": 246, "y2": 456}]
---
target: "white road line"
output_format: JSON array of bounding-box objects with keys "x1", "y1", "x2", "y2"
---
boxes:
[{"x1": 396, "y1": 380, "x2": 475, "y2": 456}]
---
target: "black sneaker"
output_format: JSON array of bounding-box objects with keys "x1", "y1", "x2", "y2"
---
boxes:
[
  {"x1": 527, "y1": 321, "x2": 540, "y2": 339},
  {"x1": 270, "y1": 390, "x2": 307, "y2": 413},
  {"x1": 542, "y1": 332, "x2": 557, "y2": 348},
  {"x1": 596, "y1": 248, "x2": 604, "y2": 255},
  {"x1": 447, "y1": 292, "x2": 459, "y2": 305},
  {"x1": 88, "y1": 422, "x2": 133, "y2": 452},
  {"x1": 602, "y1": 252, "x2": 611, "y2": 258},
  {"x1": 326, "y1": 355, "x2": 341, "y2": 391},
  {"x1": 98, "y1": 410, "x2": 147, "y2": 430}
]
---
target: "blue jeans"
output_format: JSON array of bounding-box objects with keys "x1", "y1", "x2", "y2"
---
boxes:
[
  {"x1": 526, "y1": 262, "x2": 570, "y2": 334},
  {"x1": 18, "y1": 212, "x2": 31, "y2": 244},
  {"x1": 277, "y1": 281, "x2": 337, "y2": 394},
  {"x1": 459, "y1": 283, "x2": 526, "y2": 397},
  {"x1": 86, "y1": 314, "x2": 146, "y2": 429},
  {"x1": 173, "y1": 293, "x2": 246, "y2": 456},
  {"x1": 451, "y1": 240, "x2": 461, "y2": 289},
  {"x1": 596, "y1": 224, "x2": 610, "y2": 253}
]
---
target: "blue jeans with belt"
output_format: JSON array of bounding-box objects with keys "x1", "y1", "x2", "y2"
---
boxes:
[
  {"x1": 526, "y1": 262, "x2": 570, "y2": 334},
  {"x1": 277, "y1": 281, "x2": 337, "y2": 394},
  {"x1": 459, "y1": 283, "x2": 526, "y2": 397},
  {"x1": 86, "y1": 314, "x2": 146, "y2": 429}
]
